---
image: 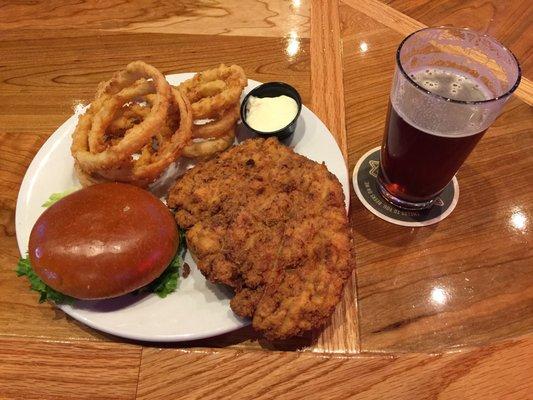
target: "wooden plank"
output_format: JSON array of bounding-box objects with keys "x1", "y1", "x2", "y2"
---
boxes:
[
  {"x1": 341, "y1": 0, "x2": 533, "y2": 106},
  {"x1": 0, "y1": 0, "x2": 311, "y2": 39},
  {"x1": 137, "y1": 337, "x2": 533, "y2": 399},
  {"x1": 309, "y1": 0, "x2": 359, "y2": 354},
  {"x1": 0, "y1": 337, "x2": 141, "y2": 400},
  {"x1": 381, "y1": 0, "x2": 533, "y2": 78},
  {"x1": 516, "y1": 78, "x2": 533, "y2": 106},
  {"x1": 310, "y1": 0, "x2": 347, "y2": 158}
]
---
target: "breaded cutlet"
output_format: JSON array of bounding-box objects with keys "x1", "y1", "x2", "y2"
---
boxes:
[{"x1": 168, "y1": 137, "x2": 353, "y2": 340}]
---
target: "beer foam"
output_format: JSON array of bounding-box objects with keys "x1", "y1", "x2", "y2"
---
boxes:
[
  {"x1": 410, "y1": 68, "x2": 492, "y2": 102},
  {"x1": 394, "y1": 67, "x2": 497, "y2": 138}
]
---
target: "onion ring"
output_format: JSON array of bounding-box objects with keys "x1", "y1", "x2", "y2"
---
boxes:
[
  {"x1": 133, "y1": 87, "x2": 192, "y2": 180},
  {"x1": 182, "y1": 127, "x2": 235, "y2": 159},
  {"x1": 87, "y1": 78, "x2": 156, "y2": 154},
  {"x1": 179, "y1": 64, "x2": 247, "y2": 119},
  {"x1": 72, "y1": 62, "x2": 245, "y2": 186},
  {"x1": 107, "y1": 103, "x2": 152, "y2": 137},
  {"x1": 192, "y1": 106, "x2": 240, "y2": 140},
  {"x1": 72, "y1": 61, "x2": 171, "y2": 172},
  {"x1": 95, "y1": 87, "x2": 193, "y2": 186},
  {"x1": 185, "y1": 80, "x2": 226, "y2": 103},
  {"x1": 74, "y1": 162, "x2": 105, "y2": 187}
]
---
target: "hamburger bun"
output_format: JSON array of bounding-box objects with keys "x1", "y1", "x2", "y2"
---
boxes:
[{"x1": 28, "y1": 183, "x2": 178, "y2": 299}]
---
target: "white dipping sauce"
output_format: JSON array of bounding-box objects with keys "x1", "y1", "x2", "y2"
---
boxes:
[{"x1": 245, "y1": 95, "x2": 298, "y2": 132}]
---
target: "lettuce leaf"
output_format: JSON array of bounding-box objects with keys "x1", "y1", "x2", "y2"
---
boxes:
[
  {"x1": 16, "y1": 256, "x2": 74, "y2": 304},
  {"x1": 41, "y1": 188, "x2": 79, "y2": 208}
]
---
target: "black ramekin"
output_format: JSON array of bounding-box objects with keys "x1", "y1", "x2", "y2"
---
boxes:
[{"x1": 240, "y1": 82, "x2": 302, "y2": 140}]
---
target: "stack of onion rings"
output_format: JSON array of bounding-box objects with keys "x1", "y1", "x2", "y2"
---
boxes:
[
  {"x1": 71, "y1": 61, "x2": 247, "y2": 186},
  {"x1": 71, "y1": 61, "x2": 193, "y2": 187},
  {"x1": 179, "y1": 64, "x2": 247, "y2": 159}
]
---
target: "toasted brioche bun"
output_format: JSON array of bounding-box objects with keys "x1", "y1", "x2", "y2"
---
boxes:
[{"x1": 28, "y1": 183, "x2": 178, "y2": 299}]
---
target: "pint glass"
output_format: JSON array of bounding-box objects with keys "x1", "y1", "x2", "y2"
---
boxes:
[{"x1": 377, "y1": 27, "x2": 521, "y2": 210}]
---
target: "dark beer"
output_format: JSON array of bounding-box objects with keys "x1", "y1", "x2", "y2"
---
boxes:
[
  {"x1": 379, "y1": 103, "x2": 486, "y2": 202},
  {"x1": 378, "y1": 68, "x2": 489, "y2": 205}
]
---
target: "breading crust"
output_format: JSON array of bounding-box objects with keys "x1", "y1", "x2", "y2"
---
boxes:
[{"x1": 168, "y1": 137, "x2": 353, "y2": 339}]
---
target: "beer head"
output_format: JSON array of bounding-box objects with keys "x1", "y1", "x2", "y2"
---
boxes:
[
  {"x1": 411, "y1": 68, "x2": 489, "y2": 102},
  {"x1": 392, "y1": 27, "x2": 521, "y2": 138}
]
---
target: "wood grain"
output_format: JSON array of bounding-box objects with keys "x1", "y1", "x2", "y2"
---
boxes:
[
  {"x1": 340, "y1": 3, "x2": 533, "y2": 352},
  {"x1": 309, "y1": 0, "x2": 358, "y2": 354},
  {"x1": 0, "y1": 31, "x2": 311, "y2": 134},
  {"x1": 137, "y1": 337, "x2": 533, "y2": 400},
  {"x1": 310, "y1": 0, "x2": 347, "y2": 159},
  {"x1": 342, "y1": 0, "x2": 533, "y2": 106},
  {"x1": 0, "y1": 0, "x2": 310, "y2": 39},
  {"x1": 0, "y1": 337, "x2": 141, "y2": 400},
  {"x1": 381, "y1": 0, "x2": 533, "y2": 79}
]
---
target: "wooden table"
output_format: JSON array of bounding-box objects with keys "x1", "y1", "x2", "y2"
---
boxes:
[{"x1": 0, "y1": 1, "x2": 531, "y2": 399}]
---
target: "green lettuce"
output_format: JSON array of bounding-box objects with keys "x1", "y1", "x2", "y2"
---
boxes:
[
  {"x1": 41, "y1": 188, "x2": 79, "y2": 208},
  {"x1": 16, "y1": 256, "x2": 74, "y2": 304}
]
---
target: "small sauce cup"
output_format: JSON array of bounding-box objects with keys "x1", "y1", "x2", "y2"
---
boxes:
[{"x1": 240, "y1": 82, "x2": 302, "y2": 140}]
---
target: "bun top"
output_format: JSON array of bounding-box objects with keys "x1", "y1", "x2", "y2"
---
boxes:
[{"x1": 28, "y1": 183, "x2": 178, "y2": 299}]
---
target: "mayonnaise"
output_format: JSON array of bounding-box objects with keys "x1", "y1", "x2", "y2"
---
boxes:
[{"x1": 245, "y1": 95, "x2": 298, "y2": 132}]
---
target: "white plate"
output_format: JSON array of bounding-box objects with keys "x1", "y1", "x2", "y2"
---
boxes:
[{"x1": 15, "y1": 74, "x2": 350, "y2": 342}]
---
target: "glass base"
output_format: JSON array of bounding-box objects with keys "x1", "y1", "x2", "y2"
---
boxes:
[{"x1": 377, "y1": 179, "x2": 435, "y2": 210}]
